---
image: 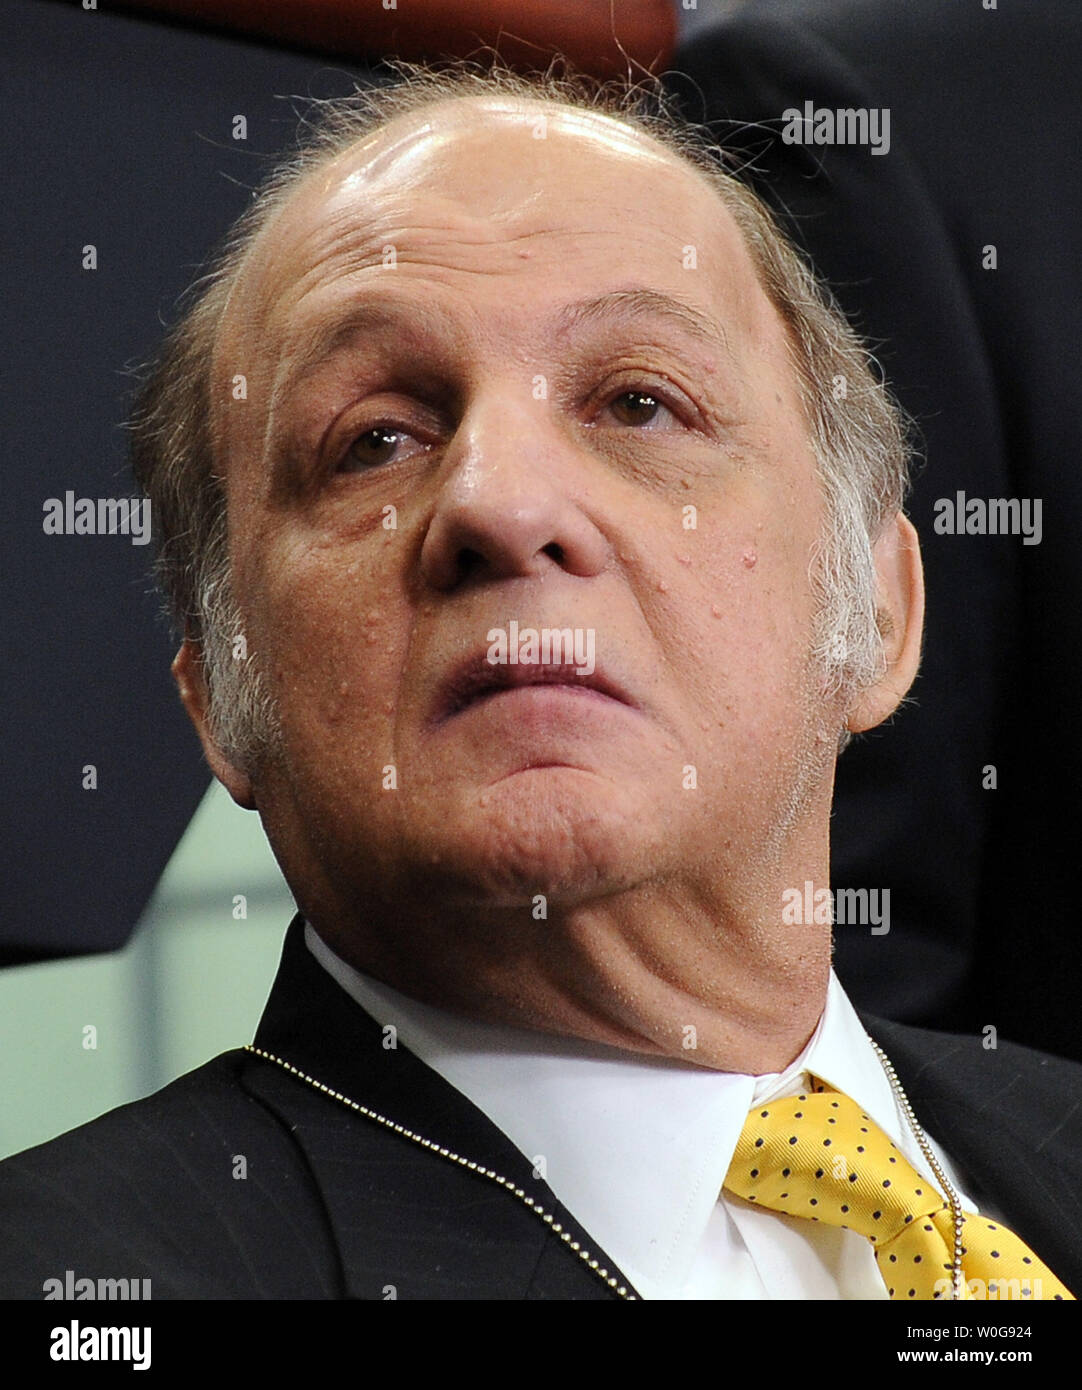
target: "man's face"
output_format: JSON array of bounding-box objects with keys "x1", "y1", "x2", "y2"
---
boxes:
[{"x1": 211, "y1": 100, "x2": 840, "y2": 929}]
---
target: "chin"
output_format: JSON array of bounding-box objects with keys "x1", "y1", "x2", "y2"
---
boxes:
[{"x1": 417, "y1": 768, "x2": 666, "y2": 906}]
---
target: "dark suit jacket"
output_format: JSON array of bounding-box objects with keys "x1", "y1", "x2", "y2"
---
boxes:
[{"x1": 1, "y1": 916, "x2": 1080, "y2": 1299}]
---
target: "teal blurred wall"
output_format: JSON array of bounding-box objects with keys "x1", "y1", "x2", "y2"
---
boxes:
[{"x1": 0, "y1": 784, "x2": 295, "y2": 1160}]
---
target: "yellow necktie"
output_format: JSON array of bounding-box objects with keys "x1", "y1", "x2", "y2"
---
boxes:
[{"x1": 724, "y1": 1081, "x2": 1074, "y2": 1300}]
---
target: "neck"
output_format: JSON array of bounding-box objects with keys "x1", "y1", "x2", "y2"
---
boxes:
[{"x1": 308, "y1": 867, "x2": 833, "y2": 1076}]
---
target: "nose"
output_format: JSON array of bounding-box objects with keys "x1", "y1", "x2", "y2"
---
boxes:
[{"x1": 418, "y1": 390, "x2": 612, "y2": 592}]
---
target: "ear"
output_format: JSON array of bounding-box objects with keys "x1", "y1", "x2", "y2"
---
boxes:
[
  {"x1": 172, "y1": 634, "x2": 256, "y2": 810},
  {"x1": 845, "y1": 512, "x2": 925, "y2": 734}
]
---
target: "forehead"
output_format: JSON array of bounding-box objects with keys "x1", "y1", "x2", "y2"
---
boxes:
[{"x1": 215, "y1": 98, "x2": 789, "y2": 438}]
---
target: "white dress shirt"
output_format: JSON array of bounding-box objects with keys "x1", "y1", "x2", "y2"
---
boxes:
[{"x1": 305, "y1": 922, "x2": 991, "y2": 1299}]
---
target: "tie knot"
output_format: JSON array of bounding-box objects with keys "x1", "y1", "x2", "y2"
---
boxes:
[{"x1": 724, "y1": 1085, "x2": 945, "y2": 1242}]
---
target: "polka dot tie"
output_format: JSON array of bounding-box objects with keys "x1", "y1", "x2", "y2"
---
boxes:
[{"x1": 723, "y1": 1080, "x2": 1074, "y2": 1300}]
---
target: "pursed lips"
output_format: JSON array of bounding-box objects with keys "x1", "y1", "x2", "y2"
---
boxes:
[{"x1": 431, "y1": 653, "x2": 636, "y2": 726}]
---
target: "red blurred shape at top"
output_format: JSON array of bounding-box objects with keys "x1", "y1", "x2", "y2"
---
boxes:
[{"x1": 120, "y1": 0, "x2": 678, "y2": 78}]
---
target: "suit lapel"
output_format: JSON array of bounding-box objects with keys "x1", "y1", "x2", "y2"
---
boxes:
[{"x1": 243, "y1": 916, "x2": 636, "y2": 1299}]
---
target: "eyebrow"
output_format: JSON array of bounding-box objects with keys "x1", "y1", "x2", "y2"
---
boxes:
[
  {"x1": 271, "y1": 283, "x2": 734, "y2": 416},
  {"x1": 554, "y1": 287, "x2": 733, "y2": 361},
  {"x1": 270, "y1": 301, "x2": 430, "y2": 416}
]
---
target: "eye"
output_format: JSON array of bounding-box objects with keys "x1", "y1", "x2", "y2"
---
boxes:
[
  {"x1": 606, "y1": 388, "x2": 678, "y2": 429},
  {"x1": 339, "y1": 425, "x2": 427, "y2": 472}
]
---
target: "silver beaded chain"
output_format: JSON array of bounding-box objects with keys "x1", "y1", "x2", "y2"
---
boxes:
[
  {"x1": 243, "y1": 1043, "x2": 636, "y2": 1299},
  {"x1": 869, "y1": 1036, "x2": 965, "y2": 1300}
]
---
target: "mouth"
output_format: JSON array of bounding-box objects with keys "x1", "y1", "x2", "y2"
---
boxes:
[{"x1": 432, "y1": 651, "x2": 636, "y2": 726}]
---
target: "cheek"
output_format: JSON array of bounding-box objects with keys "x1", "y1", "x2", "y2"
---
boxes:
[
  {"x1": 661, "y1": 510, "x2": 819, "y2": 723},
  {"x1": 245, "y1": 533, "x2": 410, "y2": 740}
]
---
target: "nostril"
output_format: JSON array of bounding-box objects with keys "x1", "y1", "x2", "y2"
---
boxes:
[
  {"x1": 456, "y1": 547, "x2": 485, "y2": 581},
  {"x1": 543, "y1": 542, "x2": 565, "y2": 564}
]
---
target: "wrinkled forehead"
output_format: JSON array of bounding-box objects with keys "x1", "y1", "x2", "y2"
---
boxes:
[
  {"x1": 219, "y1": 97, "x2": 766, "y2": 340},
  {"x1": 245, "y1": 97, "x2": 717, "y2": 276}
]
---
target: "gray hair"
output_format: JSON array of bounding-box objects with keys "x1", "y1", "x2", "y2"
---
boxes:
[{"x1": 129, "y1": 57, "x2": 911, "y2": 768}]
